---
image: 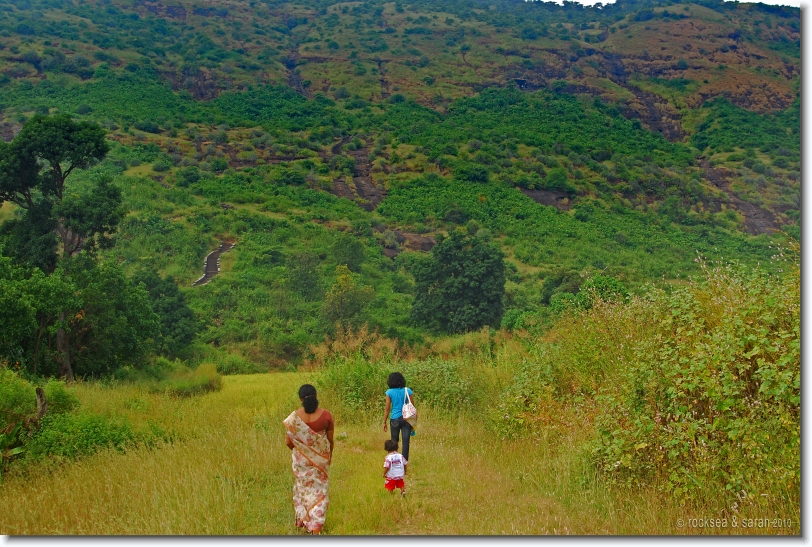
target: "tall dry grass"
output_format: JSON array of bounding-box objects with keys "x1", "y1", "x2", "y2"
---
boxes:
[{"x1": 1, "y1": 370, "x2": 797, "y2": 535}]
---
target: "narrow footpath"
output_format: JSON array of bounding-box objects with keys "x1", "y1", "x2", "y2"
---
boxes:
[{"x1": 192, "y1": 241, "x2": 235, "y2": 286}]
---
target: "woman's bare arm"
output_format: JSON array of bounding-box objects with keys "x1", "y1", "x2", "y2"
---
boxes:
[
  {"x1": 285, "y1": 434, "x2": 294, "y2": 450},
  {"x1": 327, "y1": 429, "x2": 335, "y2": 462},
  {"x1": 383, "y1": 395, "x2": 391, "y2": 431}
]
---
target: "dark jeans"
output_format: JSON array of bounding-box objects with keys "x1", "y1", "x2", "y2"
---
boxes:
[{"x1": 389, "y1": 417, "x2": 413, "y2": 461}]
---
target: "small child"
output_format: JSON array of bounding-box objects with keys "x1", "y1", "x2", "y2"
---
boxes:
[{"x1": 383, "y1": 439, "x2": 407, "y2": 496}]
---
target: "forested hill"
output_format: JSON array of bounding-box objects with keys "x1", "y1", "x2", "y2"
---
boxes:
[{"x1": 0, "y1": 0, "x2": 800, "y2": 374}]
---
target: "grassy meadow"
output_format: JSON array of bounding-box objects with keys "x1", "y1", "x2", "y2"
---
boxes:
[
  {"x1": 0, "y1": 373, "x2": 724, "y2": 535},
  {"x1": 0, "y1": 368, "x2": 798, "y2": 534}
]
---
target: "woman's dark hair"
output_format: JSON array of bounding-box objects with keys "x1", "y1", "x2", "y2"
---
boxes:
[
  {"x1": 385, "y1": 439, "x2": 398, "y2": 452},
  {"x1": 387, "y1": 372, "x2": 406, "y2": 389},
  {"x1": 299, "y1": 384, "x2": 318, "y2": 413}
]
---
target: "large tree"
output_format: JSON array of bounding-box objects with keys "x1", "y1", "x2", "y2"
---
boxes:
[
  {"x1": 0, "y1": 115, "x2": 121, "y2": 380},
  {"x1": 0, "y1": 114, "x2": 117, "y2": 265},
  {"x1": 131, "y1": 269, "x2": 198, "y2": 358},
  {"x1": 411, "y1": 229, "x2": 506, "y2": 333}
]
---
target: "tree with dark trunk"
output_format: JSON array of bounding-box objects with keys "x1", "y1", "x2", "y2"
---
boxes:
[{"x1": 0, "y1": 115, "x2": 116, "y2": 381}]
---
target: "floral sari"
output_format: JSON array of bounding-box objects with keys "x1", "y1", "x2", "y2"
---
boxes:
[{"x1": 283, "y1": 411, "x2": 331, "y2": 533}]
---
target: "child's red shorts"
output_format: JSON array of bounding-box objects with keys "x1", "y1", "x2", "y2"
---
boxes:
[{"x1": 385, "y1": 477, "x2": 405, "y2": 491}]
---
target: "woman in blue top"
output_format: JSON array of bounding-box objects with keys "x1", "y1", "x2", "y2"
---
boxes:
[{"x1": 383, "y1": 372, "x2": 415, "y2": 461}]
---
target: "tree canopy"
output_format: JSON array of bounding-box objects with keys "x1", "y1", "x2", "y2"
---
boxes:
[{"x1": 411, "y1": 230, "x2": 506, "y2": 333}]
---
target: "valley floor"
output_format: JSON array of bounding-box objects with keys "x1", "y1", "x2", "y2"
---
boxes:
[{"x1": 0, "y1": 373, "x2": 797, "y2": 535}]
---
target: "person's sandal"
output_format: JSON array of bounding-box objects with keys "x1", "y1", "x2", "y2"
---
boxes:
[{"x1": 401, "y1": 491, "x2": 407, "y2": 497}]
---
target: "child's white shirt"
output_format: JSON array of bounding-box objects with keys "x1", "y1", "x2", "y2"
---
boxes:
[{"x1": 384, "y1": 452, "x2": 407, "y2": 479}]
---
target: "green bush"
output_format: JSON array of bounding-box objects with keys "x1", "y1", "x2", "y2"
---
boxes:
[
  {"x1": 152, "y1": 363, "x2": 223, "y2": 397},
  {"x1": 320, "y1": 355, "x2": 388, "y2": 414},
  {"x1": 0, "y1": 368, "x2": 36, "y2": 431},
  {"x1": 42, "y1": 379, "x2": 80, "y2": 415},
  {"x1": 591, "y1": 263, "x2": 799, "y2": 499},
  {"x1": 399, "y1": 357, "x2": 474, "y2": 409},
  {"x1": 27, "y1": 413, "x2": 140, "y2": 460},
  {"x1": 111, "y1": 356, "x2": 183, "y2": 383},
  {"x1": 494, "y1": 257, "x2": 799, "y2": 502},
  {"x1": 134, "y1": 120, "x2": 161, "y2": 134},
  {"x1": 210, "y1": 158, "x2": 229, "y2": 172},
  {"x1": 152, "y1": 160, "x2": 171, "y2": 172},
  {"x1": 214, "y1": 353, "x2": 265, "y2": 375}
]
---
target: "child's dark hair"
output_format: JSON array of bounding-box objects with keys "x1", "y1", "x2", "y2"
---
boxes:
[
  {"x1": 387, "y1": 372, "x2": 406, "y2": 389},
  {"x1": 299, "y1": 384, "x2": 318, "y2": 413},
  {"x1": 385, "y1": 439, "x2": 398, "y2": 452}
]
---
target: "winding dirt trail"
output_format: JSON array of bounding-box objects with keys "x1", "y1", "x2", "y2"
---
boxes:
[{"x1": 192, "y1": 241, "x2": 235, "y2": 286}]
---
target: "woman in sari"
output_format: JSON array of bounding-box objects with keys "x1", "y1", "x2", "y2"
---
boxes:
[{"x1": 283, "y1": 384, "x2": 334, "y2": 534}]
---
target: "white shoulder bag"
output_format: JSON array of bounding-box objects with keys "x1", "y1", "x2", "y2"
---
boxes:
[{"x1": 402, "y1": 387, "x2": 417, "y2": 426}]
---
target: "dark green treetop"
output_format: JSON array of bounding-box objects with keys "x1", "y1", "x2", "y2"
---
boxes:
[
  {"x1": 411, "y1": 229, "x2": 506, "y2": 333},
  {"x1": 0, "y1": 115, "x2": 118, "y2": 270}
]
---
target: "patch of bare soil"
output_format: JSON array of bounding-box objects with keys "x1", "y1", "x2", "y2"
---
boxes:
[
  {"x1": 622, "y1": 86, "x2": 686, "y2": 142},
  {"x1": 327, "y1": 136, "x2": 387, "y2": 211},
  {"x1": 132, "y1": 0, "x2": 186, "y2": 20},
  {"x1": 701, "y1": 160, "x2": 779, "y2": 235},
  {"x1": 284, "y1": 50, "x2": 309, "y2": 98},
  {"x1": 0, "y1": 121, "x2": 21, "y2": 142},
  {"x1": 396, "y1": 231, "x2": 435, "y2": 251},
  {"x1": 378, "y1": 60, "x2": 390, "y2": 100},
  {"x1": 378, "y1": 228, "x2": 436, "y2": 258},
  {"x1": 160, "y1": 67, "x2": 219, "y2": 100},
  {"x1": 520, "y1": 189, "x2": 572, "y2": 211}
]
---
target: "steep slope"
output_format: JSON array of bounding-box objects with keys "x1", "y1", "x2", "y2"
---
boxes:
[{"x1": 0, "y1": 0, "x2": 799, "y2": 362}]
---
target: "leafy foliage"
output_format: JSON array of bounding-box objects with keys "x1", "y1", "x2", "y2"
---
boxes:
[
  {"x1": 322, "y1": 265, "x2": 375, "y2": 330},
  {"x1": 0, "y1": 368, "x2": 36, "y2": 432},
  {"x1": 151, "y1": 363, "x2": 222, "y2": 397},
  {"x1": 591, "y1": 261, "x2": 799, "y2": 498},
  {"x1": 26, "y1": 413, "x2": 142, "y2": 460},
  {"x1": 57, "y1": 255, "x2": 160, "y2": 378},
  {"x1": 131, "y1": 270, "x2": 198, "y2": 358},
  {"x1": 411, "y1": 230, "x2": 505, "y2": 333},
  {"x1": 692, "y1": 97, "x2": 800, "y2": 159},
  {"x1": 493, "y1": 254, "x2": 799, "y2": 501}
]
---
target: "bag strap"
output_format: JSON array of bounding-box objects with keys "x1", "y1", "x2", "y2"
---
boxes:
[{"x1": 404, "y1": 387, "x2": 411, "y2": 405}]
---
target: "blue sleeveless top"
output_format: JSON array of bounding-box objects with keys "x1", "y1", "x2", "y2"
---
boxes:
[{"x1": 385, "y1": 387, "x2": 414, "y2": 419}]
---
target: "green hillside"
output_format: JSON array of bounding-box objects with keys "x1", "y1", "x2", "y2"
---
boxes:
[{"x1": 0, "y1": 0, "x2": 799, "y2": 371}]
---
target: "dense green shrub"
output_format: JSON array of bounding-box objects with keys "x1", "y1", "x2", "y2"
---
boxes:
[
  {"x1": 0, "y1": 368, "x2": 36, "y2": 431},
  {"x1": 591, "y1": 262, "x2": 799, "y2": 499},
  {"x1": 42, "y1": 379, "x2": 80, "y2": 415},
  {"x1": 110, "y1": 356, "x2": 183, "y2": 383},
  {"x1": 493, "y1": 255, "x2": 799, "y2": 502},
  {"x1": 399, "y1": 357, "x2": 474, "y2": 409},
  {"x1": 152, "y1": 363, "x2": 223, "y2": 397},
  {"x1": 134, "y1": 120, "x2": 161, "y2": 134},
  {"x1": 26, "y1": 412, "x2": 142, "y2": 460},
  {"x1": 319, "y1": 355, "x2": 388, "y2": 415},
  {"x1": 214, "y1": 353, "x2": 265, "y2": 375}
]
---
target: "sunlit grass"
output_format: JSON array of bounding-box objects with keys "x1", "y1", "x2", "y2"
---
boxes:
[{"x1": 1, "y1": 369, "x2": 798, "y2": 535}]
